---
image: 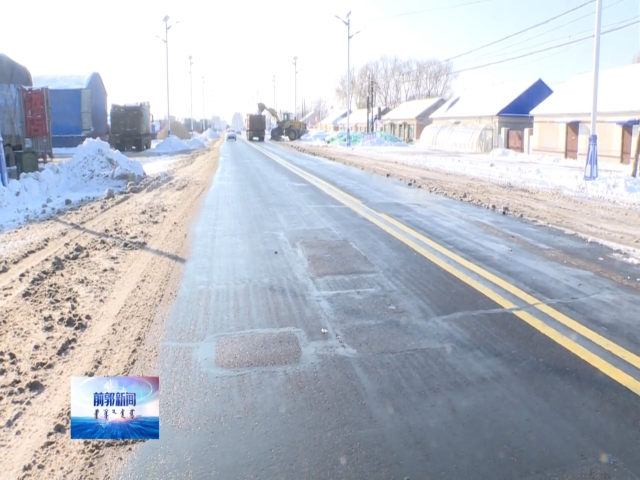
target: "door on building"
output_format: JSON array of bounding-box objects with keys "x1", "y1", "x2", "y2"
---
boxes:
[
  {"x1": 508, "y1": 130, "x2": 523, "y2": 152},
  {"x1": 621, "y1": 125, "x2": 632, "y2": 164},
  {"x1": 565, "y1": 122, "x2": 579, "y2": 159}
]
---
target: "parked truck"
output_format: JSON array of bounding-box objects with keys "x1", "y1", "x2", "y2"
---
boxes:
[
  {"x1": 109, "y1": 102, "x2": 152, "y2": 151},
  {"x1": 245, "y1": 113, "x2": 266, "y2": 141},
  {"x1": 0, "y1": 84, "x2": 54, "y2": 178}
]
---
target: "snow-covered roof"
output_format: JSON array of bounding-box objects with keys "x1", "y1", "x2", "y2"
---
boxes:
[
  {"x1": 432, "y1": 78, "x2": 548, "y2": 119},
  {"x1": 383, "y1": 98, "x2": 444, "y2": 121},
  {"x1": 337, "y1": 108, "x2": 369, "y2": 124},
  {"x1": 301, "y1": 111, "x2": 315, "y2": 122},
  {"x1": 32, "y1": 73, "x2": 98, "y2": 89},
  {"x1": 531, "y1": 63, "x2": 640, "y2": 117},
  {"x1": 319, "y1": 109, "x2": 348, "y2": 125}
]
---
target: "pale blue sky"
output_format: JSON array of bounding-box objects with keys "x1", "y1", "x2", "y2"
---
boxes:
[{"x1": 1, "y1": 0, "x2": 637, "y2": 122}]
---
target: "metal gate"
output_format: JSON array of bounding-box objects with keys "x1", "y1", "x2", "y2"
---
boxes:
[{"x1": 507, "y1": 129, "x2": 523, "y2": 152}]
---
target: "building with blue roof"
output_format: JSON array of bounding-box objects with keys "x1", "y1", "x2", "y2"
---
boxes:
[
  {"x1": 32, "y1": 72, "x2": 108, "y2": 148},
  {"x1": 420, "y1": 78, "x2": 553, "y2": 153}
]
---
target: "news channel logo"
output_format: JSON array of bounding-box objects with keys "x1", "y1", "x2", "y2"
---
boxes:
[{"x1": 70, "y1": 376, "x2": 159, "y2": 440}]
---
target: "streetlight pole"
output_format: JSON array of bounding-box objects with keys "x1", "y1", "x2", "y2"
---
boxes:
[
  {"x1": 202, "y1": 76, "x2": 205, "y2": 132},
  {"x1": 188, "y1": 55, "x2": 194, "y2": 133},
  {"x1": 336, "y1": 12, "x2": 359, "y2": 147},
  {"x1": 273, "y1": 75, "x2": 276, "y2": 109},
  {"x1": 292, "y1": 57, "x2": 298, "y2": 119},
  {"x1": 585, "y1": 0, "x2": 603, "y2": 181},
  {"x1": 158, "y1": 16, "x2": 179, "y2": 137}
]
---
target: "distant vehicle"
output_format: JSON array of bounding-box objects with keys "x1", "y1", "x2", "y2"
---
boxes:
[
  {"x1": 226, "y1": 130, "x2": 237, "y2": 141},
  {"x1": 245, "y1": 114, "x2": 265, "y2": 142},
  {"x1": 109, "y1": 102, "x2": 152, "y2": 151}
]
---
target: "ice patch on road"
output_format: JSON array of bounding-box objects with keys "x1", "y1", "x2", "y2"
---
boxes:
[{"x1": 0, "y1": 138, "x2": 146, "y2": 230}]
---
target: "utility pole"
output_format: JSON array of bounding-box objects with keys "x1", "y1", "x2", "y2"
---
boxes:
[
  {"x1": 202, "y1": 76, "x2": 205, "y2": 132},
  {"x1": 367, "y1": 73, "x2": 373, "y2": 133},
  {"x1": 273, "y1": 75, "x2": 276, "y2": 109},
  {"x1": 188, "y1": 55, "x2": 194, "y2": 132},
  {"x1": 585, "y1": 0, "x2": 603, "y2": 181},
  {"x1": 336, "y1": 12, "x2": 360, "y2": 146},
  {"x1": 157, "y1": 16, "x2": 179, "y2": 137},
  {"x1": 292, "y1": 57, "x2": 298, "y2": 119}
]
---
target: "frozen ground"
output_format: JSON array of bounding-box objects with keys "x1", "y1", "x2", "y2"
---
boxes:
[{"x1": 298, "y1": 135, "x2": 640, "y2": 205}]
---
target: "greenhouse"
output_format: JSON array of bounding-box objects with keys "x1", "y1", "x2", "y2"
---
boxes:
[{"x1": 419, "y1": 124, "x2": 494, "y2": 153}]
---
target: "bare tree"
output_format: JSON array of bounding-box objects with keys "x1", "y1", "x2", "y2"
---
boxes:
[
  {"x1": 312, "y1": 98, "x2": 329, "y2": 122},
  {"x1": 334, "y1": 67, "x2": 357, "y2": 108},
  {"x1": 335, "y1": 54, "x2": 458, "y2": 110},
  {"x1": 635, "y1": 52, "x2": 640, "y2": 63},
  {"x1": 231, "y1": 112, "x2": 243, "y2": 129}
]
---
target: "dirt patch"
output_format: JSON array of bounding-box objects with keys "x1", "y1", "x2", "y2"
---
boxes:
[
  {"x1": 0, "y1": 138, "x2": 222, "y2": 479},
  {"x1": 285, "y1": 144, "x2": 640, "y2": 256}
]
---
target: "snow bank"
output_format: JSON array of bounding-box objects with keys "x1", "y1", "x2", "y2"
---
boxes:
[
  {"x1": 0, "y1": 138, "x2": 145, "y2": 229},
  {"x1": 153, "y1": 135, "x2": 191, "y2": 153},
  {"x1": 326, "y1": 143, "x2": 640, "y2": 204},
  {"x1": 186, "y1": 137, "x2": 206, "y2": 150},
  {"x1": 197, "y1": 128, "x2": 220, "y2": 142}
]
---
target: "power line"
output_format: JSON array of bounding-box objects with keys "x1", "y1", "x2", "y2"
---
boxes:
[
  {"x1": 466, "y1": 14, "x2": 639, "y2": 65},
  {"x1": 367, "y1": 0, "x2": 498, "y2": 21},
  {"x1": 467, "y1": 0, "x2": 627, "y2": 62},
  {"x1": 443, "y1": 0, "x2": 596, "y2": 62},
  {"x1": 450, "y1": 19, "x2": 639, "y2": 75}
]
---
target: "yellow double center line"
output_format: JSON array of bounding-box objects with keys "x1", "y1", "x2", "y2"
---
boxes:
[{"x1": 248, "y1": 141, "x2": 640, "y2": 396}]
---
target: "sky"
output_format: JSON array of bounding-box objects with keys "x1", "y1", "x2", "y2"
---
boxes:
[{"x1": 2, "y1": 0, "x2": 638, "y2": 123}]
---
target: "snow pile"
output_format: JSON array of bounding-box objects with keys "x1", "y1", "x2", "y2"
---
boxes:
[
  {"x1": 300, "y1": 129, "x2": 334, "y2": 145},
  {"x1": 322, "y1": 131, "x2": 407, "y2": 147},
  {"x1": 360, "y1": 132, "x2": 407, "y2": 147},
  {"x1": 0, "y1": 138, "x2": 146, "y2": 228},
  {"x1": 197, "y1": 128, "x2": 220, "y2": 142},
  {"x1": 153, "y1": 135, "x2": 191, "y2": 153},
  {"x1": 186, "y1": 137, "x2": 206, "y2": 150}
]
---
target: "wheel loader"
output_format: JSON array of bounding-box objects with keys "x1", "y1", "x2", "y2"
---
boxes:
[{"x1": 257, "y1": 102, "x2": 308, "y2": 141}]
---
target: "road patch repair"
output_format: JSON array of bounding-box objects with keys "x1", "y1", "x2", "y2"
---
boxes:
[
  {"x1": 192, "y1": 328, "x2": 320, "y2": 377},
  {"x1": 246, "y1": 140, "x2": 640, "y2": 398}
]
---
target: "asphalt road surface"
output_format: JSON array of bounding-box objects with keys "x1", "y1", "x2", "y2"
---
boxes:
[{"x1": 118, "y1": 138, "x2": 640, "y2": 480}]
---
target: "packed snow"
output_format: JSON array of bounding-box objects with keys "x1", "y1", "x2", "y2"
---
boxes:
[
  {"x1": 315, "y1": 141, "x2": 640, "y2": 204},
  {"x1": 0, "y1": 139, "x2": 146, "y2": 229},
  {"x1": 186, "y1": 137, "x2": 206, "y2": 149},
  {"x1": 300, "y1": 130, "x2": 406, "y2": 147},
  {"x1": 197, "y1": 128, "x2": 221, "y2": 141},
  {"x1": 153, "y1": 135, "x2": 192, "y2": 153}
]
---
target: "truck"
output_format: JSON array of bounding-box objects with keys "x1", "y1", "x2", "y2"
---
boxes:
[
  {"x1": 0, "y1": 84, "x2": 54, "y2": 178},
  {"x1": 245, "y1": 114, "x2": 266, "y2": 141},
  {"x1": 109, "y1": 102, "x2": 152, "y2": 151},
  {"x1": 257, "y1": 103, "x2": 308, "y2": 141}
]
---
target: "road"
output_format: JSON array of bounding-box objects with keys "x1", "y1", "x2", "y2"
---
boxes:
[{"x1": 117, "y1": 138, "x2": 640, "y2": 479}]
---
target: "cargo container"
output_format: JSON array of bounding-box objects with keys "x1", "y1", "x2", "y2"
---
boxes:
[
  {"x1": 245, "y1": 114, "x2": 266, "y2": 141},
  {"x1": 109, "y1": 102, "x2": 152, "y2": 151},
  {"x1": 32, "y1": 73, "x2": 108, "y2": 148},
  {"x1": 0, "y1": 84, "x2": 53, "y2": 176}
]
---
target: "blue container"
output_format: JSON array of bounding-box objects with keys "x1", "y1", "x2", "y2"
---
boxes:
[{"x1": 49, "y1": 89, "x2": 83, "y2": 136}]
